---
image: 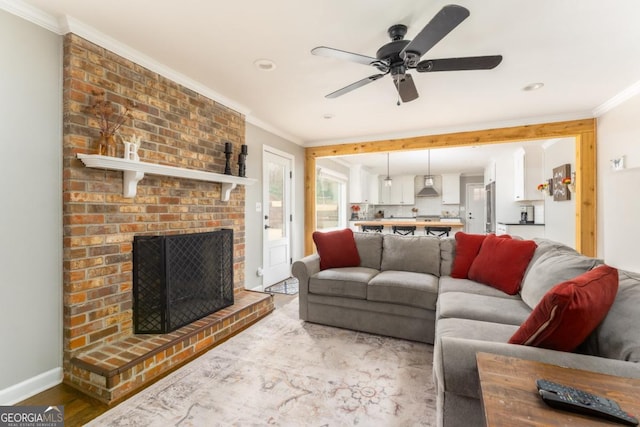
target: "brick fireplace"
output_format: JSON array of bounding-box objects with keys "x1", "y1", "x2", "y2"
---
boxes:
[{"x1": 62, "y1": 34, "x2": 273, "y2": 403}]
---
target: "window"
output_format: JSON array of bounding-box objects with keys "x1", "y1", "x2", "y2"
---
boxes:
[{"x1": 316, "y1": 167, "x2": 347, "y2": 231}]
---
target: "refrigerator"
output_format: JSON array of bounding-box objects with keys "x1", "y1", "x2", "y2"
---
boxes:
[{"x1": 485, "y1": 181, "x2": 496, "y2": 233}]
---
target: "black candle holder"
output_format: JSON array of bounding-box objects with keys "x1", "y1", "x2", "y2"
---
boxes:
[
  {"x1": 224, "y1": 142, "x2": 233, "y2": 175},
  {"x1": 237, "y1": 144, "x2": 247, "y2": 177}
]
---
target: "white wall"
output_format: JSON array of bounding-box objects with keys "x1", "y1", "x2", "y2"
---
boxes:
[
  {"x1": 543, "y1": 139, "x2": 576, "y2": 247},
  {"x1": 244, "y1": 123, "x2": 304, "y2": 290},
  {"x1": 0, "y1": 10, "x2": 63, "y2": 403},
  {"x1": 597, "y1": 93, "x2": 640, "y2": 271}
]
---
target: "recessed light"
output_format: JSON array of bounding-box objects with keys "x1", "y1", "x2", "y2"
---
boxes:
[
  {"x1": 323, "y1": 113, "x2": 334, "y2": 120},
  {"x1": 253, "y1": 58, "x2": 276, "y2": 71},
  {"x1": 523, "y1": 82, "x2": 544, "y2": 91}
]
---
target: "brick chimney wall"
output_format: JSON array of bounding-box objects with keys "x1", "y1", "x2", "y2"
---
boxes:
[{"x1": 62, "y1": 34, "x2": 247, "y2": 376}]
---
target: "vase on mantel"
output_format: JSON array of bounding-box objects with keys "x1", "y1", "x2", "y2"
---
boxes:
[{"x1": 97, "y1": 133, "x2": 117, "y2": 156}]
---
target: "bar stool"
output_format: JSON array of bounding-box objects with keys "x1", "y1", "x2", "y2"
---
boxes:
[
  {"x1": 361, "y1": 225, "x2": 383, "y2": 233},
  {"x1": 392, "y1": 225, "x2": 416, "y2": 235},
  {"x1": 425, "y1": 226, "x2": 452, "y2": 237}
]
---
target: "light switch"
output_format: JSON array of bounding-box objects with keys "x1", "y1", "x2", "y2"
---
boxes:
[
  {"x1": 610, "y1": 156, "x2": 625, "y2": 171},
  {"x1": 256, "y1": 202, "x2": 262, "y2": 212}
]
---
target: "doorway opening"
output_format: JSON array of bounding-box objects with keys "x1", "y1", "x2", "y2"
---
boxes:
[{"x1": 262, "y1": 147, "x2": 293, "y2": 288}]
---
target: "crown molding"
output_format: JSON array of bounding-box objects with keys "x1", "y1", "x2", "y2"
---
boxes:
[
  {"x1": 245, "y1": 114, "x2": 302, "y2": 146},
  {"x1": 0, "y1": 0, "x2": 62, "y2": 33},
  {"x1": 593, "y1": 79, "x2": 640, "y2": 117}
]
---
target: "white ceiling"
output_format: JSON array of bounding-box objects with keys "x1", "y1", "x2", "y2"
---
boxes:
[{"x1": 8, "y1": 0, "x2": 640, "y2": 174}]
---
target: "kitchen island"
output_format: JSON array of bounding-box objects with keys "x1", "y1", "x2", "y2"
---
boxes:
[{"x1": 354, "y1": 220, "x2": 464, "y2": 228}]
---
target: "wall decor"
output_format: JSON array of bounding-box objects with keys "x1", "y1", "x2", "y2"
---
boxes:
[
  {"x1": 552, "y1": 163, "x2": 571, "y2": 201},
  {"x1": 224, "y1": 141, "x2": 233, "y2": 175},
  {"x1": 238, "y1": 144, "x2": 247, "y2": 177},
  {"x1": 86, "y1": 89, "x2": 136, "y2": 156}
]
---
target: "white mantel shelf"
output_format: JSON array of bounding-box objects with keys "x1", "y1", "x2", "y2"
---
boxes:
[{"x1": 77, "y1": 154, "x2": 256, "y2": 201}]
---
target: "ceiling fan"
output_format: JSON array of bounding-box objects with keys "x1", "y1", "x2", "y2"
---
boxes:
[{"x1": 311, "y1": 4, "x2": 502, "y2": 103}]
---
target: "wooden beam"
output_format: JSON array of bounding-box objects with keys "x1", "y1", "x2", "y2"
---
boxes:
[
  {"x1": 575, "y1": 126, "x2": 597, "y2": 256},
  {"x1": 304, "y1": 118, "x2": 597, "y2": 256},
  {"x1": 304, "y1": 154, "x2": 316, "y2": 255}
]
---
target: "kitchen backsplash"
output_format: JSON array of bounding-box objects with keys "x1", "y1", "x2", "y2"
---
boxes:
[{"x1": 351, "y1": 203, "x2": 460, "y2": 220}]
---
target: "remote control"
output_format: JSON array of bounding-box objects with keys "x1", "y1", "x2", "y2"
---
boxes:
[{"x1": 536, "y1": 379, "x2": 639, "y2": 426}]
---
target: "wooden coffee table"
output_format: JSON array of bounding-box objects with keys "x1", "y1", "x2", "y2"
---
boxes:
[{"x1": 476, "y1": 352, "x2": 640, "y2": 426}]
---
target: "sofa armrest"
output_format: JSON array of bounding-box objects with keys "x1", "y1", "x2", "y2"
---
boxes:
[
  {"x1": 434, "y1": 336, "x2": 640, "y2": 400},
  {"x1": 292, "y1": 254, "x2": 320, "y2": 320}
]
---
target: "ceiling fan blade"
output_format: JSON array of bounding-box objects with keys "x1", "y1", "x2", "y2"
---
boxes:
[
  {"x1": 326, "y1": 74, "x2": 386, "y2": 99},
  {"x1": 312, "y1": 46, "x2": 379, "y2": 67},
  {"x1": 401, "y1": 5, "x2": 470, "y2": 64},
  {"x1": 416, "y1": 55, "x2": 503, "y2": 72},
  {"x1": 395, "y1": 73, "x2": 419, "y2": 103}
]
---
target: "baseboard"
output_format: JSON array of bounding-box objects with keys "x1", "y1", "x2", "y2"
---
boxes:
[{"x1": 0, "y1": 367, "x2": 63, "y2": 405}]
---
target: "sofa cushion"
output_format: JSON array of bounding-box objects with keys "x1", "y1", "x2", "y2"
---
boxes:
[
  {"x1": 468, "y1": 235, "x2": 537, "y2": 295},
  {"x1": 438, "y1": 277, "x2": 522, "y2": 299},
  {"x1": 439, "y1": 237, "x2": 455, "y2": 277},
  {"x1": 434, "y1": 318, "x2": 520, "y2": 398},
  {"x1": 527, "y1": 238, "x2": 578, "y2": 270},
  {"x1": 509, "y1": 265, "x2": 619, "y2": 352},
  {"x1": 309, "y1": 267, "x2": 378, "y2": 299},
  {"x1": 450, "y1": 233, "x2": 512, "y2": 279},
  {"x1": 368, "y1": 270, "x2": 439, "y2": 310},
  {"x1": 380, "y1": 234, "x2": 440, "y2": 276},
  {"x1": 353, "y1": 232, "x2": 383, "y2": 270},
  {"x1": 437, "y1": 292, "x2": 532, "y2": 325},
  {"x1": 451, "y1": 233, "x2": 488, "y2": 278},
  {"x1": 520, "y1": 248, "x2": 600, "y2": 309},
  {"x1": 313, "y1": 228, "x2": 360, "y2": 270},
  {"x1": 581, "y1": 269, "x2": 640, "y2": 362}
]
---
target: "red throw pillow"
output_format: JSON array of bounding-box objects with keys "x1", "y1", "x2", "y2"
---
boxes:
[
  {"x1": 509, "y1": 265, "x2": 619, "y2": 352},
  {"x1": 451, "y1": 233, "x2": 511, "y2": 279},
  {"x1": 468, "y1": 234, "x2": 537, "y2": 294},
  {"x1": 312, "y1": 228, "x2": 361, "y2": 270}
]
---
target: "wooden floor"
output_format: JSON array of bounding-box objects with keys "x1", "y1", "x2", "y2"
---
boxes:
[{"x1": 17, "y1": 293, "x2": 297, "y2": 426}]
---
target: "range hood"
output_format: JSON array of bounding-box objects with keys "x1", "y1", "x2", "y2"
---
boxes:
[
  {"x1": 417, "y1": 150, "x2": 439, "y2": 197},
  {"x1": 417, "y1": 176, "x2": 439, "y2": 197}
]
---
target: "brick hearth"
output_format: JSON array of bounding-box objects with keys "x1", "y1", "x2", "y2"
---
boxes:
[
  {"x1": 61, "y1": 33, "x2": 264, "y2": 402},
  {"x1": 69, "y1": 290, "x2": 273, "y2": 403}
]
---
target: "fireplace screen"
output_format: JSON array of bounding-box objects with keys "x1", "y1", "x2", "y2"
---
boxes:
[{"x1": 133, "y1": 229, "x2": 234, "y2": 333}]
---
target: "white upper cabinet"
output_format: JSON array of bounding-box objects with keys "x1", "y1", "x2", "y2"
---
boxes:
[
  {"x1": 513, "y1": 146, "x2": 543, "y2": 201},
  {"x1": 378, "y1": 174, "x2": 415, "y2": 205},
  {"x1": 441, "y1": 173, "x2": 461, "y2": 204},
  {"x1": 367, "y1": 173, "x2": 379, "y2": 204},
  {"x1": 349, "y1": 165, "x2": 378, "y2": 204},
  {"x1": 484, "y1": 160, "x2": 496, "y2": 185}
]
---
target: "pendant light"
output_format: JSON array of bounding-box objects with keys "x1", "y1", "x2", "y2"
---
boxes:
[
  {"x1": 425, "y1": 150, "x2": 434, "y2": 186},
  {"x1": 384, "y1": 152, "x2": 393, "y2": 187}
]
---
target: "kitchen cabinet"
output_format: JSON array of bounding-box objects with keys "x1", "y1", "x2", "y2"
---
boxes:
[
  {"x1": 441, "y1": 173, "x2": 461, "y2": 204},
  {"x1": 513, "y1": 146, "x2": 543, "y2": 201},
  {"x1": 484, "y1": 161, "x2": 496, "y2": 185},
  {"x1": 349, "y1": 165, "x2": 378, "y2": 204},
  {"x1": 378, "y1": 174, "x2": 415, "y2": 205}
]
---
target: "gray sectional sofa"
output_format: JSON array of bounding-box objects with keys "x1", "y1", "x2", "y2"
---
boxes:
[{"x1": 292, "y1": 231, "x2": 640, "y2": 427}]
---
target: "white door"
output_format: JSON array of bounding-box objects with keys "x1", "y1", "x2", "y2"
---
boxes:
[
  {"x1": 466, "y1": 183, "x2": 486, "y2": 234},
  {"x1": 262, "y1": 148, "x2": 293, "y2": 287}
]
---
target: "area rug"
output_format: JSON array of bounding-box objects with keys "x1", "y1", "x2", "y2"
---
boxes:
[
  {"x1": 264, "y1": 277, "x2": 299, "y2": 295},
  {"x1": 87, "y1": 298, "x2": 436, "y2": 426}
]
